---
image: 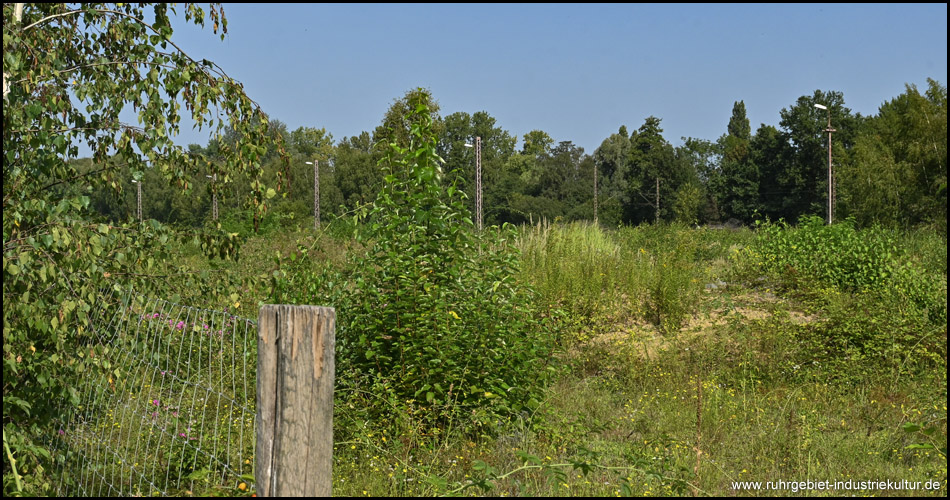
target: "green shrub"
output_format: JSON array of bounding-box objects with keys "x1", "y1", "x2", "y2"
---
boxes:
[
  {"x1": 219, "y1": 208, "x2": 295, "y2": 237},
  {"x1": 743, "y1": 215, "x2": 946, "y2": 326},
  {"x1": 275, "y1": 95, "x2": 557, "y2": 433},
  {"x1": 734, "y1": 216, "x2": 947, "y2": 378},
  {"x1": 749, "y1": 216, "x2": 899, "y2": 290},
  {"x1": 792, "y1": 287, "x2": 946, "y2": 382}
]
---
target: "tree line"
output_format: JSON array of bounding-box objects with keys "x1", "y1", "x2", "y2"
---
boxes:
[{"x1": 84, "y1": 81, "x2": 947, "y2": 233}]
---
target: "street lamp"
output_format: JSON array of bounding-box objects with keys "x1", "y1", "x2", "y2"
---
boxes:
[
  {"x1": 305, "y1": 160, "x2": 319, "y2": 229},
  {"x1": 814, "y1": 103, "x2": 836, "y2": 225},
  {"x1": 206, "y1": 174, "x2": 218, "y2": 221},
  {"x1": 464, "y1": 136, "x2": 482, "y2": 230},
  {"x1": 131, "y1": 179, "x2": 142, "y2": 223}
]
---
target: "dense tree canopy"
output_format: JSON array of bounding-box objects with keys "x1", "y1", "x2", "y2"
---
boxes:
[
  {"x1": 838, "y1": 79, "x2": 947, "y2": 231},
  {"x1": 718, "y1": 101, "x2": 759, "y2": 221}
]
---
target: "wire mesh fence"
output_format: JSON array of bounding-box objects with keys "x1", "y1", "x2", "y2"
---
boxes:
[{"x1": 48, "y1": 287, "x2": 257, "y2": 496}]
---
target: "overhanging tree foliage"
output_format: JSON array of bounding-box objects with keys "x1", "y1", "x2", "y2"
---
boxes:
[{"x1": 3, "y1": 4, "x2": 287, "y2": 493}]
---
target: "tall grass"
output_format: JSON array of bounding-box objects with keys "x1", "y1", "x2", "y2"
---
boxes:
[
  {"x1": 516, "y1": 220, "x2": 637, "y2": 321},
  {"x1": 516, "y1": 221, "x2": 730, "y2": 334}
]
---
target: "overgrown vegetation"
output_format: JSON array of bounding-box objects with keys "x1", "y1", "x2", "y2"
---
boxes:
[
  {"x1": 321, "y1": 220, "x2": 946, "y2": 496},
  {"x1": 3, "y1": 3, "x2": 946, "y2": 497}
]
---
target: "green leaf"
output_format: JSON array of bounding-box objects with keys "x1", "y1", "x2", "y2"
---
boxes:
[
  {"x1": 3, "y1": 396, "x2": 33, "y2": 415},
  {"x1": 184, "y1": 468, "x2": 212, "y2": 480},
  {"x1": 515, "y1": 450, "x2": 542, "y2": 466}
]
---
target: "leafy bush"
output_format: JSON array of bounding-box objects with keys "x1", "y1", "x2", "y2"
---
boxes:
[
  {"x1": 734, "y1": 216, "x2": 947, "y2": 376},
  {"x1": 803, "y1": 287, "x2": 947, "y2": 378},
  {"x1": 275, "y1": 95, "x2": 557, "y2": 433},
  {"x1": 743, "y1": 215, "x2": 946, "y2": 325},
  {"x1": 750, "y1": 216, "x2": 900, "y2": 289}
]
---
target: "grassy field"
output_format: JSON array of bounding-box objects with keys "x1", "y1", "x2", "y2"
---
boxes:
[
  {"x1": 60, "y1": 217, "x2": 947, "y2": 496},
  {"x1": 322, "y1": 221, "x2": 945, "y2": 497}
]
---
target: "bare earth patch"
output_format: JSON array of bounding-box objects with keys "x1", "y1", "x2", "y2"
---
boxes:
[{"x1": 579, "y1": 286, "x2": 817, "y2": 361}]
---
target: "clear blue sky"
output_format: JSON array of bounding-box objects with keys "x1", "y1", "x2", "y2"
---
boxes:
[{"x1": 156, "y1": 3, "x2": 947, "y2": 155}]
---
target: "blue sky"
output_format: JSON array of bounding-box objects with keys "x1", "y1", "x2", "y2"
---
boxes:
[{"x1": 156, "y1": 3, "x2": 947, "y2": 155}]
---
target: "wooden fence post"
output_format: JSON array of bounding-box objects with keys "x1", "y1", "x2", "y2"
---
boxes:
[{"x1": 256, "y1": 305, "x2": 335, "y2": 496}]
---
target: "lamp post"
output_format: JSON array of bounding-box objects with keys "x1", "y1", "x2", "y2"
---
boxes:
[
  {"x1": 131, "y1": 179, "x2": 142, "y2": 223},
  {"x1": 814, "y1": 103, "x2": 835, "y2": 225},
  {"x1": 206, "y1": 174, "x2": 218, "y2": 221},
  {"x1": 464, "y1": 137, "x2": 482, "y2": 230},
  {"x1": 305, "y1": 160, "x2": 319, "y2": 229}
]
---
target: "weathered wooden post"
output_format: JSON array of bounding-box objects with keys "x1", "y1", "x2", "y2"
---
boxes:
[{"x1": 256, "y1": 305, "x2": 335, "y2": 496}]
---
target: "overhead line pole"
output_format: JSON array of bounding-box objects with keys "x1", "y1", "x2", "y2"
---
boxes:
[
  {"x1": 306, "y1": 159, "x2": 320, "y2": 230},
  {"x1": 132, "y1": 179, "x2": 142, "y2": 223},
  {"x1": 464, "y1": 138, "x2": 483, "y2": 230},
  {"x1": 313, "y1": 158, "x2": 320, "y2": 231},
  {"x1": 207, "y1": 174, "x2": 218, "y2": 221},
  {"x1": 815, "y1": 103, "x2": 836, "y2": 225},
  {"x1": 476, "y1": 136, "x2": 482, "y2": 231}
]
